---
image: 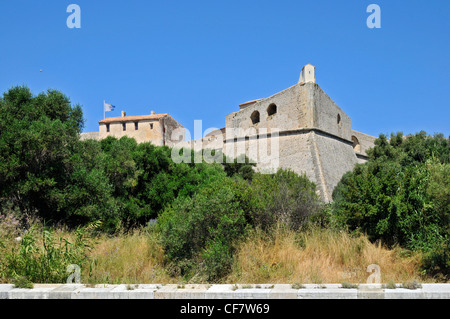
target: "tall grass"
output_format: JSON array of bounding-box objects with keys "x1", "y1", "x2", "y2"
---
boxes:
[
  {"x1": 0, "y1": 215, "x2": 430, "y2": 284},
  {"x1": 83, "y1": 226, "x2": 426, "y2": 284},
  {"x1": 0, "y1": 222, "x2": 92, "y2": 283},
  {"x1": 226, "y1": 225, "x2": 425, "y2": 284},
  {"x1": 84, "y1": 229, "x2": 177, "y2": 284}
]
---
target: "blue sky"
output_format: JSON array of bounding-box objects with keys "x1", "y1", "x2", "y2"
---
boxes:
[{"x1": 0, "y1": 0, "x2": 449, "y2": 138}]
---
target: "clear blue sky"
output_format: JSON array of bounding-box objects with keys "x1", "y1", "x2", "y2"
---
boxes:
[{"x1": 1, "y1": 0, "x2": 449, "y2": 138}]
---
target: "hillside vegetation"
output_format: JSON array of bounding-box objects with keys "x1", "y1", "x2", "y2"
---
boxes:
[{"x1": 0, "y1": 86, "x2": 448, "y2": 284}]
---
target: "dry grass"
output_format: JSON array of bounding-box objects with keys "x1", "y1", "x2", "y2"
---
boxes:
[
  {"x1": 83, "y1": 226, "x2": 428, "y2": 284},
  {"x1": 82, "y1": 230, "x2": 178, "y2": 284},
  {"x1": 226, "y1": 226, "x2": 426, "y2": 284},
  {"x1": 2, "y1": 216, "x2": 431, "y2": 285}
]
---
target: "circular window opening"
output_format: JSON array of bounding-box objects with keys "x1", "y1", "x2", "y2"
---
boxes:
[
  {"x1": 267, "y1": 103, "x2": 277, "y2": 116},
  {"x1": 251, "y1": 111, "x2": 260, "y2": 124}
]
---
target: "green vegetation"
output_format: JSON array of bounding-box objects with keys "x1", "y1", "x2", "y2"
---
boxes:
[
  {"x1": 12, "y1": 276, "x2": 34, "y2": 289},
  {"x1": 156, "y1": 175, "x2": 248, "y2": 281},
  {"x1": 332, "y1": 132, "x2": 449, "y2": 280},
  {"x1": 0, "y1": 223, "x2": 92, "y2": 283},
  {"x1": 0, "y1": 86, "x2": 321, "y2": 283},
  {"x1": 0, "y1": 86, "x2": 448, "y2": 284},
  {"x1": 383, "y1": 281, "x2": 397, "y2": 289},
  {"x1": 340, "y1": 282, "x2": 358, "y2": 289},
  {"x1": 242, "y1": 170, "x2": 322, "y2": 231},
  {"x1": 291, "y1": 283, "x2": 305, "y2": 289},
  {"x1": 401, "y1": 280, "x2": 422, "y2": 290}
]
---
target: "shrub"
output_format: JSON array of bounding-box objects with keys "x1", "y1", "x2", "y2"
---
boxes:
[
  {"x1": 0, "y1": 225, "x2": 92, "y2": 283},
  {"x1": 156, "y1": 176, "x2": 248, "y2": 281},
  {"x1": 243, "y1": 169, "x2": 322, "y2": 230},
  {"x1": 222, "y1": 154, "x2": 256, "y2": 181},
  {"x1": 420, "y1": 239, "x2": 449, "y2": 281},
  {"x1": 12, "y1": 276, "x2": 34, "y2": 289}
]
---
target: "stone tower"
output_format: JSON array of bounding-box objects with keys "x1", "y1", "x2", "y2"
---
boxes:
[{"x1": 215, "y1": 64, "x2": 376, "y2": 201}]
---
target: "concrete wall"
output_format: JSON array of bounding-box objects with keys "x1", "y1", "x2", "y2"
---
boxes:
[
  {"x1": 99, "y1": 120, "x2": 164, "y2": 145},
  {"x1": 225, "y1": 83, "x2": 313, "y2": 135},
  {"x1": 224, "y1": 82, "x2": 352, "y2": 142},
  {"x1": 311, "y1": 132, "x2": 358, "y2": 201},
  {"x1": 311, "y1": 84, "x2": 352, "y2": 141},
  {"x1": 81, "y1": 115, "x2": 184, "y2": 146},
  {"x1": 351, "y1": 130, "x2": 377, "y2": 157},
  {"x1": 163, "y1": 116, "x2": 186, "y2": 147},
  {"x1": 2, "y1": 284, "x2": 449, "y2": 299},
  {"x1": 79, "y1": 132, "x2": 100, "y2": 141}
]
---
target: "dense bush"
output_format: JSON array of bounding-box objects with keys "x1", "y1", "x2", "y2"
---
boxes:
[
  {"x1": 155, "y1": 175, "x2": 248, "y2": 281},
  {"x1": 155, "y1": 168, "x2": 323, "y2": 281},
  {"x1": 222, "y1": 153, "x2": 256, "y2": 181},
  {"x1": 332, "y1": 132, "x2": 449, "y2": 279},
  {"x1": 243, "y1": 169, "x2": 322, "y2": 231}
]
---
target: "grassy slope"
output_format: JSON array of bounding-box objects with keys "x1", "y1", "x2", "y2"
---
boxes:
[
  {"x1": 0, "y1": 219, "x2": 428, "y2": 284},
  {"x1": 81, "y1": 227, "x2": 425, "y2": 284}
]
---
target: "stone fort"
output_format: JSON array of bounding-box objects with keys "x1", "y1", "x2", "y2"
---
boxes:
[{"x1": 81, "y1": 64, "x2": 376, "y2": 201}]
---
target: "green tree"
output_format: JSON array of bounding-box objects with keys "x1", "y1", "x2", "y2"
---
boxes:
[
  {"x1": 96, "y1": 137, "x2": 232, "y2": 229},
  {"x1": 61, "y1": 139, "x2": 118, "y2": 231},
  {"x1": 0, "y1": 87, "x2": 119, "y2": 232},
  {"x1": 0, "y1": 86, "x2": 83, "y2": 219},
  {"x1": 332, "y1": 132, "x2": 450, "y2": 279}
]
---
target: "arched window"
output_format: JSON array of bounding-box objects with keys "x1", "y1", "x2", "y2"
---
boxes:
[
  {"x1": 337, "y1": 114, "x2": 342, "y2": 126},
  {"x1": 251, "y1": 111, "x2": 260, "y2": 124},
  {"x1": 352, "y1": 136, "x2": 361, "y2": 153},
  {"x1": 267, "y1": 103, "x2": 277, "y2": 116}
]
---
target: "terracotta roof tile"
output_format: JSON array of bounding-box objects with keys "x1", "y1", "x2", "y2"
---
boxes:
[{"x1": 99, "y1": 114, "x2": 169, "y2": 124}]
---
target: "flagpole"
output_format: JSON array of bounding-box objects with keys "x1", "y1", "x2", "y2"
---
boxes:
[{"x1": 103, "y1": 100, "x2": 105, "y2": 119}]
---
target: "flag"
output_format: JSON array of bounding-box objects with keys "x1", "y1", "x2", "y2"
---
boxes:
[{"x1": 104, "y1": 101, "x2": 115, "y2": 112}]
